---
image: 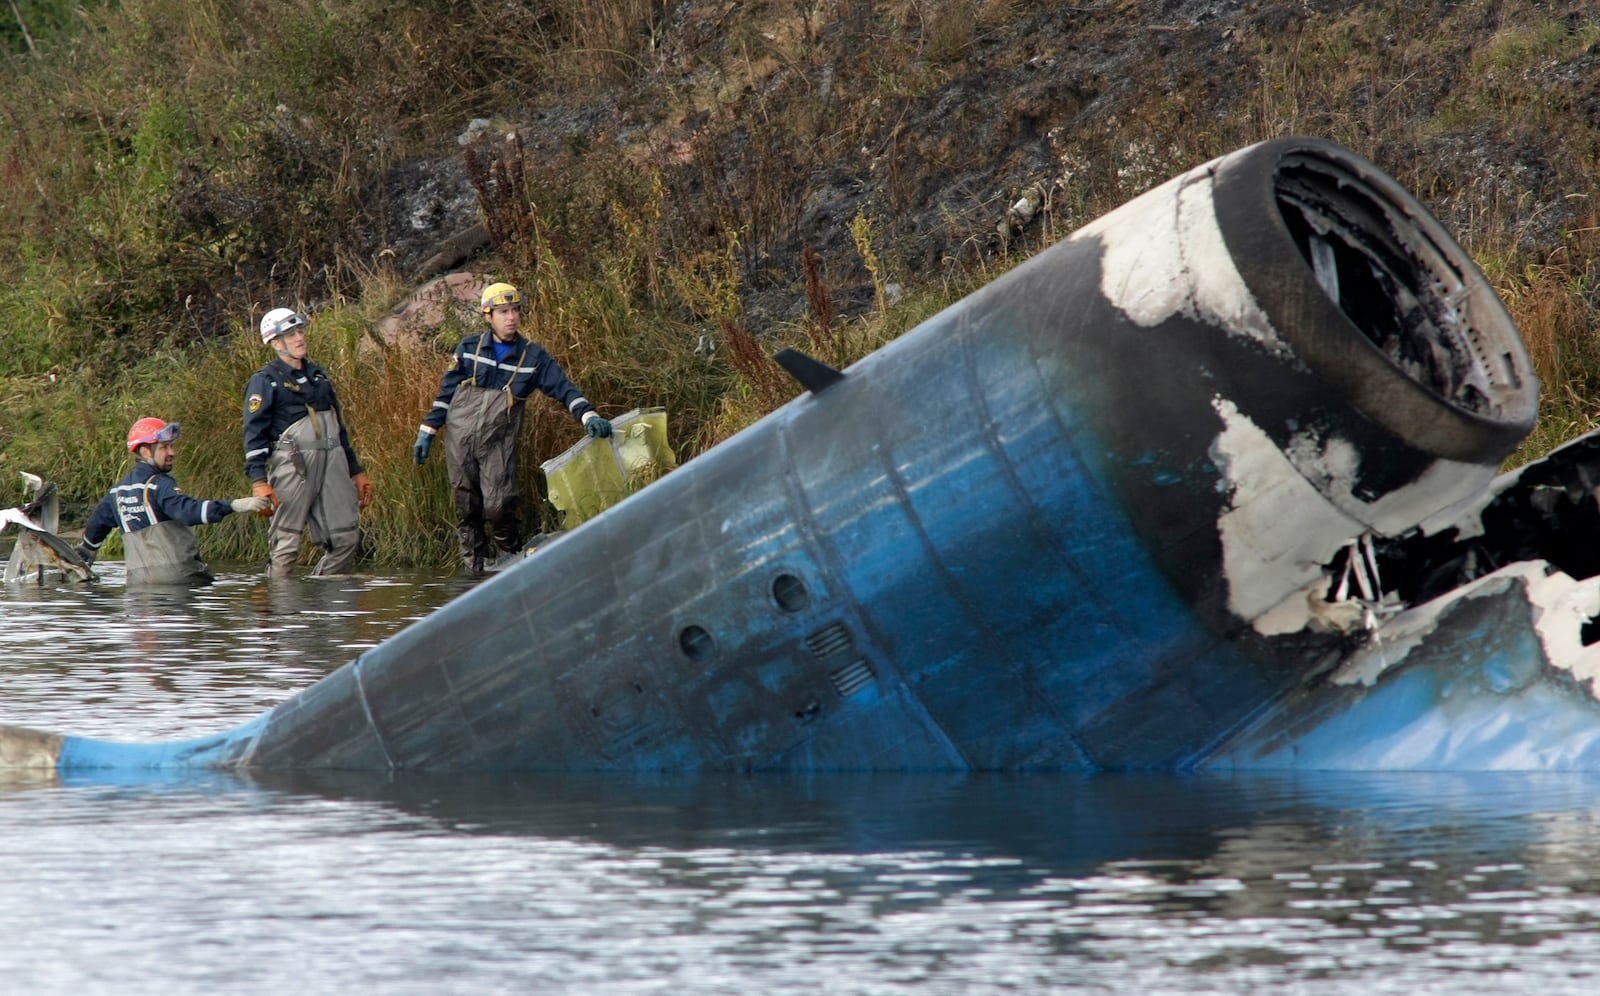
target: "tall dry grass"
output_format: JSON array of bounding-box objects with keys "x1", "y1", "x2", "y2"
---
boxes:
[{"x1": 6, "y1": 0, "x2": 1600, "y2": 562}]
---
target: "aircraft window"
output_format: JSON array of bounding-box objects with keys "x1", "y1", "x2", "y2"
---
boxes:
[
  {"x1": 772, "y1": 573, "x2": 809, "y2": 612},
  {"x1": 678, "y1": 624, "x2": 714, "y2": 662}
]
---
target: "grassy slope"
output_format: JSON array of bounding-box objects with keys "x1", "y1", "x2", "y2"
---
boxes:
[{"x1": 2, "y1": 0, "x2": 1598, "y2": 565}]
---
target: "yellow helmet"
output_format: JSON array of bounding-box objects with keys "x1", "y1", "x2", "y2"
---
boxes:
[{"x1": 480, "y1": 282, "x2": 522, "y2": 313}]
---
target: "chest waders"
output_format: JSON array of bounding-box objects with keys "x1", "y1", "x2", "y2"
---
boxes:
[
  {"x1": 123, "y1": 518, "x2": 213, "y2": 586},
  {"x1": 445, "y1": 381, "x2": 526, "y2": 571},
  {"x1": 266, "y1": 410, "x2": 360, "y2": 577}
]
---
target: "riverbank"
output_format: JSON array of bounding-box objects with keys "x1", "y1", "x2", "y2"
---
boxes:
[
  {"x1": 3, "y1": 2, "x2": 1599, "y2": 566},
  {"x1": 0, "y1": 260, "x2": 932, "y2": 567}
]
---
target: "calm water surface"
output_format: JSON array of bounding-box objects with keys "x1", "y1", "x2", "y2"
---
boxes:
[{"x1": 3, "y1": 566, "x2": 1600, "y2": 994}]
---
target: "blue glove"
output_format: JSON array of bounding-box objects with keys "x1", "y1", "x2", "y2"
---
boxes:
[
  {"x1": 586, "y1": 417, "x2": 612, "y2": 439},
  {"x1": 413, "y1": 428, "x2": 433, "y2": 464},
  {"x1": 74, "y1": 542, "x2": 96, "y2": 567}
]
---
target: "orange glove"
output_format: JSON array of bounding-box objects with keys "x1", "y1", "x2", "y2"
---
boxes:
[
  {"x1": 352, "y1": 472, "x2": 373, "y2": 510},
  {"x1": 251, "y1": 480, "x2": 279, "y2": 516}
]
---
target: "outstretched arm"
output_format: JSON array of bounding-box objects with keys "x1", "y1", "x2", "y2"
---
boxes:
[
  {"x1": 525, "y1": 344, "x2": 605, "y2": 431},
  {"x1": 151, "y1": 475, "x2": 233, "y2": 527}
]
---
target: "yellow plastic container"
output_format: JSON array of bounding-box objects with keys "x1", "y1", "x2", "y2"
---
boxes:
[{"x1": 540, "y1": 407, "x2": 676, "y2": 528}]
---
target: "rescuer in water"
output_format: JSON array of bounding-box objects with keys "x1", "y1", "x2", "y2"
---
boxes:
[
  {"x1": 243, "y1": 307, "x2": 373, "y2": 577},
  {"x1": 77, "y1": 419, "x2": 274, "y2": 585},
  {"x1": 413, "y1": 281, "x2": 612, "y2": 575}
]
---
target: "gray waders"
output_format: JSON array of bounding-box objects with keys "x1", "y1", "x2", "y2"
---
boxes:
[
  {"x1": 124, "y1": 519, "x2": 213, "y2": 586},
  {"x1": 266, "y1": 410, "x2": 360, "y2": 577},
  {"x1": 444, "y1": 382, "x2": 524, "y2": 571}
]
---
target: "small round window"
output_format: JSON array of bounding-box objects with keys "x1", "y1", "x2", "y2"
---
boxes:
[
  {"x1": 772, "y1": 573, "x2": 809, "y2": 613},
  {"x1": 679, "y1": 624, "x2": 715, "y2": 661}
]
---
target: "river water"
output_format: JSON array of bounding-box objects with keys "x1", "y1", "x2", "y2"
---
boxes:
[{"x1": 2, "y1": 566, "x2": 1599, "y2": 994}]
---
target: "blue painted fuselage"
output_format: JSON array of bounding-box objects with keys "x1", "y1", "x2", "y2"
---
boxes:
[{"x1": 14, "y1": 137, "x2": 1580, "y2": 776}]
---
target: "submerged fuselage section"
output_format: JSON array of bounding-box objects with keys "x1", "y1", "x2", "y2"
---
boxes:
[{"x1": 3, "y1": 137, "x2": 1551, "y2": 773}]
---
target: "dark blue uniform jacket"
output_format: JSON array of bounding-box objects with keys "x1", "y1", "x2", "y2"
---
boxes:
[
  {"x1": 243, "y1": 357, "x2": 362, "y2": 483},
  {"x1": 81, "y1": 462, "x2": 231, "y2": 552},
  {"x1": 420, "y1": 332, "x2": 594, "y2": 432}
]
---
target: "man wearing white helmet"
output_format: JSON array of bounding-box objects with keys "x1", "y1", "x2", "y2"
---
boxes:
[
  {"x1": 414, "y1": 280, "x2": 612, "y2": 574},
  {"x1": 243, "y1": 307, "x2": 373, "y2": 577},
  {"x1": 77, "y1": 418, "x2": 274, "y2": 585}
]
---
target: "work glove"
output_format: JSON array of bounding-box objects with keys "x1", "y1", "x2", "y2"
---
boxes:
[
  {"x1": 251, "y1": 480, "x2": 279, "y2": 516},
  {"x1": 231, "y1": 496, "x2": 273, "y2": 515},
  {"x1": 352, "y1": 472, "x2": 374, "y2": 510},
  {"x1": 585, "y1": 416, "x2": 613, "y2": 439},
  {"x1": 413, "y1": 428, "x2": 433, "y2": 465},
  {"x1": 73, "y1": 542, "x2": 96, "y2": 567}
]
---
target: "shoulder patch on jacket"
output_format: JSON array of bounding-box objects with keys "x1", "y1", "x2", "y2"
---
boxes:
[{"x1": 248, "y1": 393, "x2": 264, "y2": 413}]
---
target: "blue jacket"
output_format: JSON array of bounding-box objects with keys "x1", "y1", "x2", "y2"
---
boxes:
[
  {"x1": 420, "y1": 332, "x2": 595, "y2": 433},
  {"x1": 243, "y1": 357, "x2": 362, "y2": 483},
  {"x1": 81, "y1": 462, "x2": 232, "y2": 551}
]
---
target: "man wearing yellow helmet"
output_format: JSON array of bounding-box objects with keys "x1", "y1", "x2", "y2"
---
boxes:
[{"x1": 414, "y1": 280, "x2": 612, "y2": 574}]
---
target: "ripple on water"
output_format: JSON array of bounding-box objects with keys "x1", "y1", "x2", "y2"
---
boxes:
[
  {"x1": 0, "y1": 565, "x2": 469, "y2": 739},
  {"x1": 7, "y1": 573, "x2": 1600, "y2": 992}
]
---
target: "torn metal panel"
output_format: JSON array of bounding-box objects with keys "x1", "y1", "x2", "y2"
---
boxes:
[
  {"x1": 1, "y1": 473, "x2": 97, "y2": 584},
  {"x1": 1209, "y1": 565, "x2": 1600, "y2": 771}
]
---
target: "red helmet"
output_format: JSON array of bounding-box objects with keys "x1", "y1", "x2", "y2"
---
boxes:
[{"x1": 127, "y1": 418, "x2": 180, "y2": 453}]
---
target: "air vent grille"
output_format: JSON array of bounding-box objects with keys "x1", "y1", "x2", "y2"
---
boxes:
[
  {"x1": 805, "y1": 622, "x2": 853, "y2": 658},
  {"x1": 830, "y1": 659, "x2": 875, "y2": 698}
]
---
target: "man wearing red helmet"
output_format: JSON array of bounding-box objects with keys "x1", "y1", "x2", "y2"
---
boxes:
[
  {"x1": 76, "y1": 418, "x2": 274, "y2": 585},
  {"x1": 244, "y1": 307, "x2": 372, "y2": 577}
]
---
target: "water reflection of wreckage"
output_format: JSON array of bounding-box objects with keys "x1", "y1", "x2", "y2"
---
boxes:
[{"x1": 7, "y1": 135, "x2": 1600, "y2": 776}]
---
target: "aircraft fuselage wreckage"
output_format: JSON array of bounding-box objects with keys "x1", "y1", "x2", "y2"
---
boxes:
[{"x1": 11, "y1": 137, "x2": 1600, "y2": 776}]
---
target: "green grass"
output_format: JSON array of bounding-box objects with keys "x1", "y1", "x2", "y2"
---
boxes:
[{"x1": 5, "y1": 0, "x2": 1600, "y2": 560}]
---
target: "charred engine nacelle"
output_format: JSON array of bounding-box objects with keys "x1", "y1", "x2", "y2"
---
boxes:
[{"x1": 1053, "y1": 139, "x2": 1537, "y2": 639}]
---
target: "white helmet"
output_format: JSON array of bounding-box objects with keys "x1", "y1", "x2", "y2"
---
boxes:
[{"x1": 260, "y1": 307, "x2": 308, "y2": 344}]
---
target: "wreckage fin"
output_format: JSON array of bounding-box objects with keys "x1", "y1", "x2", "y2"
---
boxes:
[{"x1": 774, "y1": 348, "x2": 844, "y2": 394}]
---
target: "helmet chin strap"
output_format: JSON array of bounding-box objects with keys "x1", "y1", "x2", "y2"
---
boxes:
[{"x1": 274, "y1": 339, "x2": 306, "y2": 368}]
